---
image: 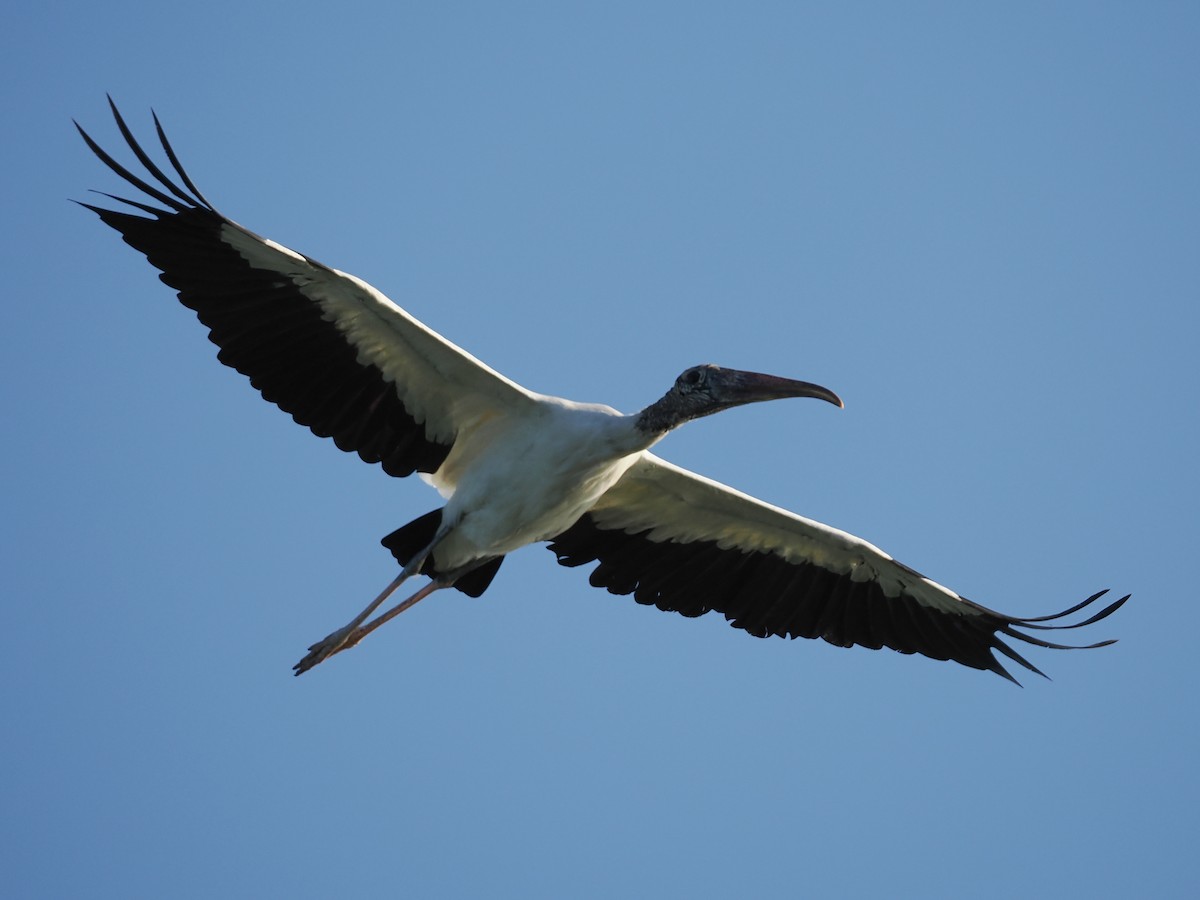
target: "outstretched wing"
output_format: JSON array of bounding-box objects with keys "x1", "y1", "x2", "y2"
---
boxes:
[
  {"x1": 549, "y1": 454, "x2": 1127, "y2": 682},
  {"x1": 77, "y1": 98, "x2": 538, "y2": 478}
]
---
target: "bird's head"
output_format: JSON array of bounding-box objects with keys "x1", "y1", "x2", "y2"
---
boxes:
[{"x1": 636, "y1": 364, "x2": 843, "y2": 434}]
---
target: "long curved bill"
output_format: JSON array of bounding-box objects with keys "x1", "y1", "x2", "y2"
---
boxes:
[{"x1": 715, "y1": 368, "x2": 844, "y2": 409}]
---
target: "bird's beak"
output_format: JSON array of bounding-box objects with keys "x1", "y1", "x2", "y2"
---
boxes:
[{"x1": 714, "y1": 368, "x2": 844, "y2": 410}]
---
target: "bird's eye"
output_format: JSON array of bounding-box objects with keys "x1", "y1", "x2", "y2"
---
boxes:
[{"x1": 681, "y1": 368, "x2": 704, "y2": 387}]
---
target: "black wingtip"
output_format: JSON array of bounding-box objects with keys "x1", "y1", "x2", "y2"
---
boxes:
[
  {"x1": 152, "y1": 106, "x2": 219, "y2": 210},
  {"x1": 986, "y1": 588, "x2": 1129, "y2": 683},
  {"x1": 991, "y1": 638, "x2": 1048, "y2": 686},
  {"x1": 76, "y1": 97, "x2": 221, "y2": 217},
  {"x1": 1010, "y1": 589, "x2": 1130, "y2": 635},
  {"x1": 1016, "y1": 588, "x2": 1111, "y2": 624}
]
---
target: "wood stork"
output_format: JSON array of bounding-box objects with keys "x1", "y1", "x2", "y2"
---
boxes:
[{"x1": 77, "y1": 100, "x2": 1127, "y2": 681}]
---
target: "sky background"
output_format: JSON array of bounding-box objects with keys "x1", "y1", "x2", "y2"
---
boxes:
[{"x1": 3, "y1": 2, "x2": 1197, "y2": 897}]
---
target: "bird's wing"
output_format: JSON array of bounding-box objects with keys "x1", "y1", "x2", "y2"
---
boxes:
[
  {"x1": 77, "y1": 99, "x2": 539, "y2": 478},
  {"x1": 548, "y1": 453, "x2": 1127, "y2": 682}
]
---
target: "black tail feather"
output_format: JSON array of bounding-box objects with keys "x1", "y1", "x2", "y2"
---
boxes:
[
  {"x1": 381, "y1": 509, "x2": 443, "y2": 569},
  {"x1": 381, "y1": 510, "x2": 505, "y2": 598}
]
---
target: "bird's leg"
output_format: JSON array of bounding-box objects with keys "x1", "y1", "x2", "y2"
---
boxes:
[
  {"x1": 292, "y1": 577, "x2": 449, "y2": 675},
  {"x1": 292, "y1": 535, "x2": 441, "y2": 676},
  {"x1": 339, "y1": 578, "x2": 449, "y2": 648},
  {"x1": 314, "y1": 553, "x2": 493, "y2": 665},
  {"x1": 292, "y1": 570, "x2": 410, "y2": 675}
]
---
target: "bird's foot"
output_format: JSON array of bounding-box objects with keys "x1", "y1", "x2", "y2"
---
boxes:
[{"x1": 293, "y1": 624, "x2": 361, "y2": 676}]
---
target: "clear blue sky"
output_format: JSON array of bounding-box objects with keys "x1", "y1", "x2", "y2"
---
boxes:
[{"x1": 4, "y1": 3, "x2": 1197, "y2": 897}]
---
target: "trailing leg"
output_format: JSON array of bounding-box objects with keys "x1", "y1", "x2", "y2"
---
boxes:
[{"x1": 292, "y1": 529, "x2": 442, "y2": 675}]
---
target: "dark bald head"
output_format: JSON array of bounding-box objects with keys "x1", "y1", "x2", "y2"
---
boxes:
[{"x1": 636, "y1": 364, "x2": 842, "y2": 435}]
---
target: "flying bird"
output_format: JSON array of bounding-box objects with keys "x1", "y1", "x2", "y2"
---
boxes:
[{"x1": 77, "y1": 100, "x2": 1127, "y2": 681}]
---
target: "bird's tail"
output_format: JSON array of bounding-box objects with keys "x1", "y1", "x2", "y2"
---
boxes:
[{"x1": 381, "y1": 510, "x2": 504, "y2": 598}]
